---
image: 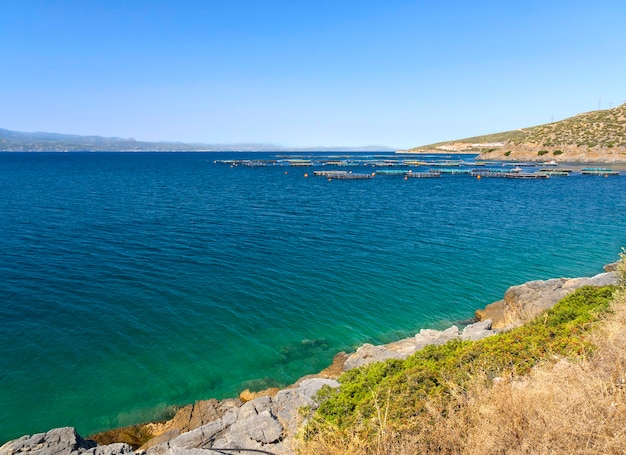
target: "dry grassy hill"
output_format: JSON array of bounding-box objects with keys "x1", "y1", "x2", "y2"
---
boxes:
[{"x1": 406, "y1": 103, "x2": 626, "y2": 163}]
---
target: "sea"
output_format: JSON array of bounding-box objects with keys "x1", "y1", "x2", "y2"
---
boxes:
[{"x1": 1, "y1": 151, "x2": 625, "y2": 443}]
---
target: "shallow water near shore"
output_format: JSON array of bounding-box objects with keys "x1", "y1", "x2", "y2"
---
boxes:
[{"x1": 1, "y1": 151, "x2": 625, "y2": 443}]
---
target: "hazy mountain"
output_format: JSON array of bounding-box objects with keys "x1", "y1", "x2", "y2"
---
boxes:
[{"x1": 0, "y1": 128, "x2": 394, "y2": 152}]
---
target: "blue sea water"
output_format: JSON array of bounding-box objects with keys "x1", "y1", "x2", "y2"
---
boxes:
[{"x1": 0, "y1": 151, "x2": 625, "y2": 443}]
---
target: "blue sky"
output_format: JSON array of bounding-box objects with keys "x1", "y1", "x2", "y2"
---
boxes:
[{"x1": 1, "y1": 0, "x2": 625, "y2": 148}]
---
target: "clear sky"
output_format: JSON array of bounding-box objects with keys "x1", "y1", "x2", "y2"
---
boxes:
[{"x1": 1, "y1": 0, "x2": 625, "y2": 149}]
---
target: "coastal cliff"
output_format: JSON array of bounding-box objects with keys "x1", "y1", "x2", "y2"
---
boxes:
[{"x1": 1, "y1": 267, "x2": 620, "y2": 455}]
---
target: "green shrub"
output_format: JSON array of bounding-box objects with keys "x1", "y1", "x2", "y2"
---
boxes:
[
  {"x1": 309, "y1": 286, "x2": 615, "y2": 434},
  {"x1": 504, "y1": 151, "x2": 511, "y2": 156},
  {"x1": 553, "y1": 150, "x2": 563, "y2": 155},
  {"x1": 538, "y1": 150, "x2": 549, "y2": 156}
]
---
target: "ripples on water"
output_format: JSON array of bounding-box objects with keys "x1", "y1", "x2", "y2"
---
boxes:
[{"x1": 0, "y1": 152, "x2": 625, "y2": 442}]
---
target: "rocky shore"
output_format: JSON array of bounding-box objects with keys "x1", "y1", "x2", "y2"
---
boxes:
[
  {"x1": 479, "y1": 143, "x2": 626, "y2": 164},
  {"x1": 402, "y1": 143, "x2": 626, "y2": 164},
  {"x1": 1, "y1": 268, "x2": 618, "y2": 455}
]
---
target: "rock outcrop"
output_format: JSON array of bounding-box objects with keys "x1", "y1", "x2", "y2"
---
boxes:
[
  {"x1": 479, "y1": 143, "x2": 626, "y2": 163},
  {"x1": 342, "y1": 320, "x2": 496, "y2": 370},
  {"x1": 144, "y1": 377, "x2": 337, "y2": 455},
  {"x1": 0, "y1": 427, "x2": 132, "y2": 455},
  {"x1": 475, "y1": 272, "x2": 617, "y2": 329},
  {"x1": 141, "y1": 398, "x2": 242, "y2": 448}
]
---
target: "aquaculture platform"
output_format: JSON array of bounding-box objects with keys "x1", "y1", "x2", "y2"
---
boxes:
[
  {"x1": 581, "y1": 168, "x2": 620, "y2": 176},
  {"x1": 405, "y1": 171, "x2": 441, "y2": 178}
]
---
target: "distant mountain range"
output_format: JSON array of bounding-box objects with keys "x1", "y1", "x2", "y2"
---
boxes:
[
  {"x1": 0, "y1": 128, "x2": 394, "y2": 152},
  {"x1": 404, "y1": 102, "x2": 626, "y2": 162}
]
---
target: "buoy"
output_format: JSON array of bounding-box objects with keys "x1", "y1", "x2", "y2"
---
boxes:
[
  {"x1": 477, "y1": 175, "x2": 481, "y2": 180},
  {"x1": 371, "y1": 172, "x2": 375, "y2": 176},
  {"x1": 304, "y1": 173, "x2": 308, "y2": 178},
  {"x1": 285, "y1": 171, "x2": 288, "y2": 174}
]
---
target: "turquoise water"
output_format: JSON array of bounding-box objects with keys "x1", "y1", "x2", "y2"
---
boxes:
[{"x1": 1, "y1": 152, "x2": 625, "y2": 443}]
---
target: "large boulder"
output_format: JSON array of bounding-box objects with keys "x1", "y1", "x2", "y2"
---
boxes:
[
  {"x1": 476, "y1": 272, "x2": 617, "y2": 329},
  {"x1": 0, "y1": 427, "x2": 132, "y2": 455},
  {"x1": 147, "y1": 378, "x2": 339, "y2": 455},
  {"x1": 139, "y1": 399, "x2": 241, "y2": 451}
]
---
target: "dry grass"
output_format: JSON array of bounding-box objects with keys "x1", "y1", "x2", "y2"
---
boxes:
[
  {"x1": 409, "y1": 102, "x2": 626, "y2": 151},
  {"x1": 297, "y1": 288, "x2": 626, "y2": 455}
]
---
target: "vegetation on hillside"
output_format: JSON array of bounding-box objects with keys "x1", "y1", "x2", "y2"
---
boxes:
[
  {"x1": 409, "y1": 103, "x2": 626, "y2": 152},
  {"x1": 411, "y1": 130, "x2": 529, "y2": 151},
  {"x1": 513, "y1": 104, "x2": 626, "y2": 148},
  {"x1": 297, "y1": 259, "x2": 626, "y2": 454}
]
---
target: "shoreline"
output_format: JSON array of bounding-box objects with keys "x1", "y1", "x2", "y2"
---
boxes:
[
  {"x1": 88, "y1": 267, "x2": 618, "y2": 451},
  {"x1": 398, "y1": 147, "x2": 626, "y2": 164},
  {"x1": 2, "y1": 265, "x2": 619, "y2": 454}
]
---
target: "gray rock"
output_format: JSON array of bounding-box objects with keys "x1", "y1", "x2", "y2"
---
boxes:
[
  {"x1": 147, "y1": 420, "x2": 225, "y2": 454},
  {"x1": 139, "y1": 430, "x2": 180, "y2": 452},
  {"x1": 219, "y1": 409, "x2": 238, "y2": 427},
  {"x1": 564, "y1": 272, "x2": 617, "y2": 289},
  {"x1": 477, "y1": 272, "x2": 618, "y2": 329},
  {"x1": 236, "y1": 396, "x2": 272, "y2": 421},
  {"x1": 342, "y1": 343, "x2": 405, "y2": 371},
  {"x1": 231, "y1": 411, "x2": 283, "y2": 444},
  {"x1": 148, "y1": 449, "x2": 223, "y2": 455},
  {"x1": 344, "y1": 323, "x2": 496, "y2": 371},
  {"x1": 415, "y1": 326, "x2": 460, "y2": 349},
  {"x1": 0, "y1": 427, "x2": 98, "y2": 455},
  {"x1": 461, "y1": 319, "x2": 495, "y2": 341},
  {"x1": 83, "y1": 443, "x2": 133, "y2": 455},
  {"x1": 206, "y1": 411, "x2": 282, "y2": 453},
  {"x1": 140, "y1": 399, "x2": 241, "y2": 451},
  {"x1": 274, "y1": 379, "x2": 339, "y2": 434}
]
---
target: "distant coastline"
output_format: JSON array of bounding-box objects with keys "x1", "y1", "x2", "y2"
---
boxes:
[{"x1": 0, "y1": 127, "x2": 394, "y2": 153}]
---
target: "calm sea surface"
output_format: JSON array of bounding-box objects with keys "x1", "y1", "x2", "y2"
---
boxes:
[{"x1": 1, "y1": 152, "x2": 625, "y2": 442}]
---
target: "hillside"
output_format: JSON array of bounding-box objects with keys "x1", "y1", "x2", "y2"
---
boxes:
[
  {"x1": 405, "y1": 103, "x2": 626, "y2": 163},
  {"x1": 0, "y1": 128, "x2": 289, "y2": 152},
  {"x1": 0, "y1": 128, "x2": 393, "y2": 152}
]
